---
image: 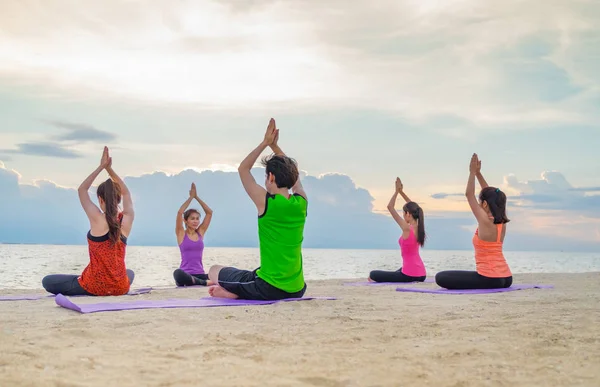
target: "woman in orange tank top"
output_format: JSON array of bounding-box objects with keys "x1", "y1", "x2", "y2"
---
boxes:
[
  {"x1": 435, "y1": 154, "x2": 513, "y2": 290},
  {"x1": 42, "y1": 147, "x2": 136, "y2": 296}
]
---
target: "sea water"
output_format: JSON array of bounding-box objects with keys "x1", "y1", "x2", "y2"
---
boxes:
[{"x1": 1, "y1": 244, "x2": 599, "y2": 289}]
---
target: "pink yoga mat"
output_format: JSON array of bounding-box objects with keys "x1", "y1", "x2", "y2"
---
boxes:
[
  {"x1": 55, "y1": 295, "x2": 337, "y2": 314},
  {"x1": 0, "y1": 287, "x2": 152, "y2": 301},
  {"x1": 344, "y1": 278, "x2": 434, "y2": 286},
  {"x1": 395, "y1": 284, "x2": 554, "y2": 294}
]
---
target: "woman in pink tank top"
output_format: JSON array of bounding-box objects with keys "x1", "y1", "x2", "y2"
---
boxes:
[
  {"x1": 369, "y1": 177, "x2": 427, "y2": 283},
  {"x1": 435, "y1": 154, "x2": 513, "y2": 290},
  {"x1": 173, "y1": 183, "x2": 214, "y2": 286}
]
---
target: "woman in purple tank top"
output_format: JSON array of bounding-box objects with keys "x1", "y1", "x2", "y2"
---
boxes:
[{"x1": 173, "y1": 183, "x2": 214, "y2": 286}]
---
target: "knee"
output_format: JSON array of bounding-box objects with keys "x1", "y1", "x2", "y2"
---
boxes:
[
  {"x1": 41, "y1": 275, "x2": 52, "y2": 291},
  {"x1": 368, "y1": 270, "x2": 381, "y2": 281},
  {"x1": 434, "y1": 271, "x2": 447, "y2": 286},
  {"x1": 208, "y1": 265, "x2": 223, "y2": 283}
]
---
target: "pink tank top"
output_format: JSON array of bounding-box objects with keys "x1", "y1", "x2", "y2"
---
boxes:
[
  {"x1": 399, "y1": 226, "x2": 426, "y2": 277},
  {"x1": 179, "y1": 232, "x2": 205, "y2": 275}
]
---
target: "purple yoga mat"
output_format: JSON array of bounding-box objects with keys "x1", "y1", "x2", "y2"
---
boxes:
[
  {"x1": 0, "y1": 287, "x2": 152, "y2": 301},
  {"x1": 395, "y1": 284, "x2": 554, "y2": 295},
  {"x1": 344, "y1": 278, "x2": 434, "y2": 286},
  {"x1": 55, "y1": 295, "x2": 337, "y2": 314}
]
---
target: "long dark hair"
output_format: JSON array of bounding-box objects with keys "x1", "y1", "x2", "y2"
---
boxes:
[
  {"x1": 402, "y1": 201, "x2": 426, "y2": 247},
  {"x1": 97, "y1": 178, "x2": 122, "y2": 245},
  {"x1": 479, "y1": 186, "x2": 510, "y2": 224}
]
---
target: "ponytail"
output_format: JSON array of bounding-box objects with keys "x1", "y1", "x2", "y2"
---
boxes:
[
  {"x1": 403, "y1": 201, "x2": 426, "y2": 247},
  {"x1": 479, "y1": 187, "x2": 510, "y2": 224},
  {"x1": 416, "y1": 207, "x2": 426, "y2": 247},
  {"x1": 97, "y1": 179, "x2": 122, "y2": 245}
]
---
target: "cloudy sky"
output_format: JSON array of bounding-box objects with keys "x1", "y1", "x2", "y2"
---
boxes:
[{"x1": 0, "y1": 0, "x2": 599, "y2": 251}]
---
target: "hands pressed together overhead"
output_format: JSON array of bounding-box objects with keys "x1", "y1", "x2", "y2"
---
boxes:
[
  {"x1": 100, "y1": 146, "x2": 112, "y2": 170},
  {"x1": 470, "y1": 153, "x2": 481, "y2": 174},
  {"x1": 263, "y1": 118, "x2": 279, "y2": 147}
]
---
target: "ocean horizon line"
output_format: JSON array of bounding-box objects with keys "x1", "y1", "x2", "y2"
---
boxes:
[{"x1": 0, "y1": 242, "x2": 596, "y2": 254}]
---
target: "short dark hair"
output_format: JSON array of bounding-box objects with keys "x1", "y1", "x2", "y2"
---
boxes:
[
  {"x1": 261, "y1": 154, "x2": 299, "y2": 189},
  {"x1": 479, "y1": 187, "x2": 510, "y2": 224}
]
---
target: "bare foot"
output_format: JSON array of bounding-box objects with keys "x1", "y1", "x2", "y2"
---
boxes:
[
  {"x1": 208, "y1": 285, "x2": 217, "y2": 296},
  {"x1": 209, "y1": 285, "x2": 239, "y2": 299},
  {"x1": 368, "y1": 277, "x2": 374, "y2": 282},
  {"x1": 207, "y1": 280, "x2": 215, "y2": 286}
]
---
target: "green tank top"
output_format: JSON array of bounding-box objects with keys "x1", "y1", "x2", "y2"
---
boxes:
[{"x1": 256, "y1": 193, "x2": 307, "y2": 293}]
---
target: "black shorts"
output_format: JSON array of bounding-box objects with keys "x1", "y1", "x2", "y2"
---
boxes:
[{"x1": 218, "y1": 267, "x2": 307, "y2": 301}]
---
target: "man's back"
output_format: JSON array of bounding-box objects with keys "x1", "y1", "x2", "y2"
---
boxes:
[{"x1": 256, "y1": 193, "x2": 307, "y2": 293}]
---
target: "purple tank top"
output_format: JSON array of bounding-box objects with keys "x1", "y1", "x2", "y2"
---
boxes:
[{"x1": 179, "y1": 232, "x2": 205, "y2": 275}]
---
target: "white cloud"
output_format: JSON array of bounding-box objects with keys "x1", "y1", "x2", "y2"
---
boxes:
[
  {"x1": 504, "y1": 171, "x2": 600, "y2": 214},
  {"x1": 1, "y1": 162, "x2": 599, "y2": 251},
  {"x1": 0, "y1": 0, "x2": 598, "y2": 128}
]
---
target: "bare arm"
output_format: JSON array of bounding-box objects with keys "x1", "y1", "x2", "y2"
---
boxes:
[
  {"x1": 105, "y1": 165, "x2": 134, "y2": 236},
  {"x1": 238, "y1": 118, "x2": 279, "y2": 212},
  {"x1": 270, "y1": 130, "x2": 307, "y2": 200},
  {"x1": 195, "y1": 195, "x2": 213, "y2": 235},
  {"x1": 399, "y1": 191, "x2": 411, "y2": 203},
  {"x1": 387, "y1": 191, "x2": 410, "y2": 233},
  {"x1": 176, "y1": 196, "x2": 194, "y2": 235},
  {"x1": 238, "y1": 142, "x2": 269, "y2": 212},
  {"x1": 466, "y1": 154, "x2": 491, "y2": 224},
  {"x1": 473, "y1": 156, "x2": 489, "y2": 189},
  {"x1": 78, "y1": 165, "x2": 105, "y2": 225},
  {"x1": 476, "y1": 172, "x2": 489, "y2": 189}
]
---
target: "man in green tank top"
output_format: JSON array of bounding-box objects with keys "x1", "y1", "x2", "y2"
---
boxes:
[{"x1": 207, "y1": 118, "x2": 308, "y2": 300}]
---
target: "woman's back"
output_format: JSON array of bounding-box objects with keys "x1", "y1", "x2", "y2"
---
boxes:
[
  {"x1": 399, "y1": 226, "x2": 426, "y2": 277},
  {"x1": 80, "y1": 213, "x2": 130, "y2": 295},
  {"x1": 473, "y1": 223, "x2": 511, "y2": 278}
]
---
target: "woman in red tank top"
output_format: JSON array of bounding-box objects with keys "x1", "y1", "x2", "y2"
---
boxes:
[
  {"x1": 42, "y1": 147, "x2": 136, "y2": 296},
  {"x1": 435, "y1": 154, "x2": 513, "y2": 290}
]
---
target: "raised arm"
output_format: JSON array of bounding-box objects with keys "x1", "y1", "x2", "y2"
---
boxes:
[
  {"x1": 78, "y1": 166, "x2": 105, "y2": 225},
  {"x1": 238, "y1": 118, "x2": 277, "y2": 212},
  {"x1": 388, "y1": 179, "x2": 410, "y2": 233},
  {"x1": 269, "y1": 130, "x2": 307, "y2": 200},
  {"x1": 105, "y1": 158, "x2": 134, "y2": 236},
  {"x1": 78, "y1": 148, "x2": 110, "y2": 226},
  {"x1": 176, "y1": 186, "x2": 195, "y2": 238},
  {"x1": 396, "y1": 177, "x2": 411, "y2": 203},
  {"x1": 466, "y1": 154, "x2": 490, "y2": 224},
  {"x1": 195, "y1": 194, "x2": 213, "y2": 235},
  {"x1": 474, "y1": 157, "x2": 489, "y2": 189}
]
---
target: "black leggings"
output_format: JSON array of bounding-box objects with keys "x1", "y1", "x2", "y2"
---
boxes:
[
  {"x1": 42, "y1": 269, "x2": 135, "y2": 296},
  {"x1": 173, "y1": 268, "x2": 209, "y2": 286},
  {"x1": 435, "y1": 270, "x2": 513, "y2": 290},
  {"x1": 369, "y1": 268, "x2": 427, "y2": 283}
]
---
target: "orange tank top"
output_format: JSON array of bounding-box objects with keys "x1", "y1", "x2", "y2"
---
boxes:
[
  {"x1": 473, "y1": 223, "x2": 512, "y2": 278},
  {"x1": 78, "y1": 214, "x2": 130, "y2": 296}
]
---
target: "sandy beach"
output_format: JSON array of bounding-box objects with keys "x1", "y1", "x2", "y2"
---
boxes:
[{"x1": 1, "y1": 272, "x2": 599, "y2": 386}]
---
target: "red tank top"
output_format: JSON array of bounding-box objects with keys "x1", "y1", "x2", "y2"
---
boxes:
[{"x1": 78, "y1": 213, "x2": 130, "y2": 296}]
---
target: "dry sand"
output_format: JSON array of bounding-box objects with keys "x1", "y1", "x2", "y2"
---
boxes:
[{"x1": 1, "y1": 272, "x2": 599, "y2": 387}]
